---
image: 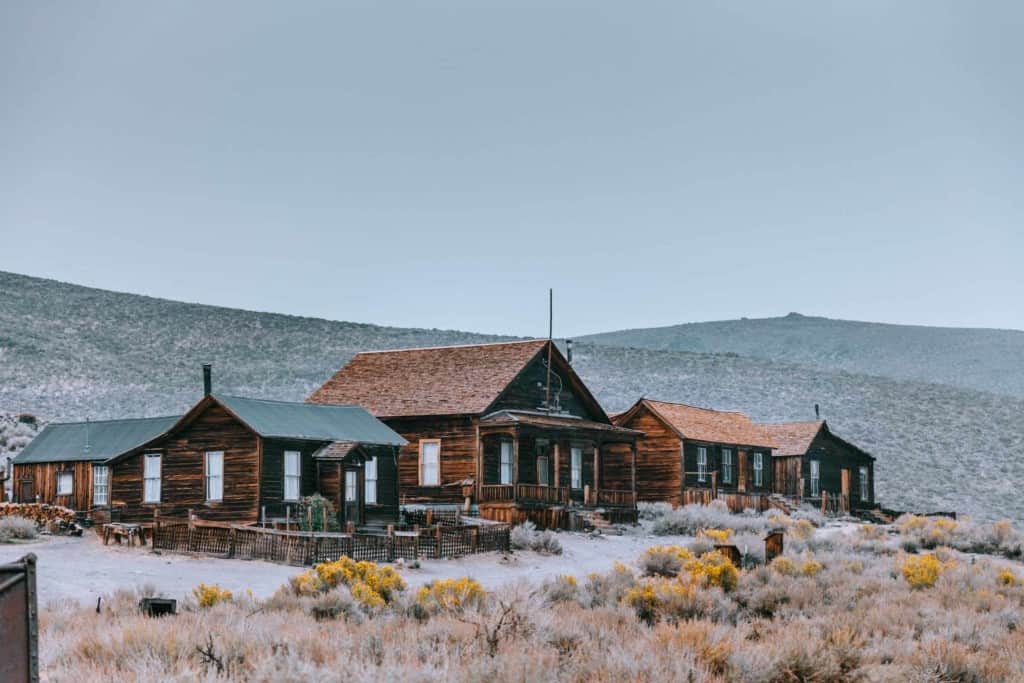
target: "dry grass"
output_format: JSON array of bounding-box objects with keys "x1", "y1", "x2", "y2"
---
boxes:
[{"x1": 36, "y1": 514, "x2": 1024, "y2": 682}]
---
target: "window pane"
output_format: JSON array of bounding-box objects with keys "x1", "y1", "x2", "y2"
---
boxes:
[
  {"x1": 284, "y1": 451, "x2": 301, "y2": 500},
  {"x1": 345, "y1": 470, "x2": 358, "y2": 502},
  {"x1": 365, "y1": 457, "x2": 378, "y2": 504},
  {"x1": 93, "y1": 466, "x2": 109, "y2": 506},
  {"x1": 421, "y1": 441, "x2": 440, "y2": 486},
  {"x1": 570, "y1": 446, "x2": 582, "y2": 489},
  {"x1": 57, "y1": 472, "x2": 72, "y2": 495},
  {"x1": 537, "y1": 456, "x2": 549, "y2": 486},
  {"x1": 144, "y1": 454, "x2": 161, "y2": 503},
  {"x1": 499, "y1": 442, "x2": 512, "y2": 485}
]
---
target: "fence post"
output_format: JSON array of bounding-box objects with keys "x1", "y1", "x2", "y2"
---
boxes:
[
  {"x1": 286, "y1": 506, "x2": 291, "y2": 531},
  {"x1": 187, "y1": 508, "x2": 195, "y2": 552},
  {"x1": 426, "y1": 508, "x2": 433, "y2": 526},
  {"x1": 228, "y1": 527, "x2": 236, "y2": 559},
  {"x1": 386, "y1": 525, "x2": 395, "y2": 562},
  {"x1": 261, "y1": 505, "x2": 266, "y2": 528},
  {"x1": 821, "y1": 491, "x2": 827, "y2": 515},
  {"x1": 435, "y1": 525, "x2": 442, "y2": 559},
  {"x1": 472, "y1": 526, "x2": 479, "y2": 554},
  {"x1": 151, "y1": 508, "x2": 159, "y2": 552}
]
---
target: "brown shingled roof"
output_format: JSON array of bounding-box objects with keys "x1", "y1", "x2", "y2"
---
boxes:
[
  {"x1": 760, "y1": 421, "x2": 824, "y2": 457},
  {"x1": 308, "y1": 340, "x2": 550, "y2": 418},
  {"x1": 620, "y1": 399, "x2": 777, "y2": 449}
]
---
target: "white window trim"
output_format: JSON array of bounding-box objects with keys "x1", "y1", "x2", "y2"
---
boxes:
[
  {"x1": 859, "y1": 466, "x2": 869, "y2": 501},
  {"x1": 721, "y1": 449, "x2": 733, "y2": 484},
  {"x1": 809, "y1": 460, "x2": 821, "y2": 497},
  {"x1": 696, "y1": 447, "x2": 708, "y2": 483},
  {"x1": 499, "y1": 441, "x2": 513, "y2": 486},
  {"x1": 419, "y1": 440, "x2": 441, "y2": 487},
  {"x1": 365, "y1": 457, "x2": 378, "y2": 505},
  {"x1": 57, "y1": 471, "x2": 73, "y2": 496},
  {"x1": 143, "y1": 453, "x2": 161, "y2": 504},
  {"x1": 92, "y1": 465, "x2": 109, "y2": 506},
  {"x1": 570, "y1": 445, "x2": 583, "y2": 490},
  {"x1": 283, "y1": 450, "x2": 301, "y2": 502},
  {"x1": 205, "y1": 451, "x2": 224, "y2": 503},
  {"x1": 752, "y1": 452, "x2": 764, "y2": 487}
]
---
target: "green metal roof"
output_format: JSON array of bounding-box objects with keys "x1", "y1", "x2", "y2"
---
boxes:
[
  {"x1": 13, "y1": 416, "x2": 179, "y2": 464},
  {"x1": 215, "y1": 395, "x2": 407, "y2": 446}
]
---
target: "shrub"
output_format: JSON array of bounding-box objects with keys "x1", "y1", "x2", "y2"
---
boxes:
[
  {"x1": 650, "y1": 502, "x2": 768, "y2": 537},
  {"x1": 297, "y1": 494, "x2": 339, "y2": 532},
  {"x1": 800, "y1": 558, "x2": 824, "y2": 576},
  {"x1": 684, "y1": 551, "x2": 739, "y2": 592},
  {"x1": 416, "y1": 577, "x2": 486, "y2": 614},
  {"x1": 997, "y1": 569, "x2": 1017, "y2": 587},
  {"x1": 0, "y1": 516, "x2": 38, "y2": 543},
  {"x1": 639, "y1": 545, "x2": 693, "y2": 577},
  {"x1": 899, "y1": 553, "x2": 951, "y2": 589},
  {"x1": 770, "y1": 556, "x2": 797, "y2": 576},
  {"x1": 540, "y1": 575, "x2": 579, "y2": 603},
  {"x1": 623, "y1": 577, "x2": 717, "y2": 625},
  {"x1": 308, "y1": 589, "x2": 359, "y2": 621},
  {"x1": 192, "y1": 583, "x2": 233, "y2": 608},
  {"x1": 290, "y1": 557, "x2": 406, "y2": 609},
  {"x1": 699, "y1": 528, "x2": 733, "y2": 544},
  {"x1": 510, "y1": 521, "x2": 563, "y2": 555}
]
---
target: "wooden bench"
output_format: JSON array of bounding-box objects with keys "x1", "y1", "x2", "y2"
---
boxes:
[{"x1": 103, "y1": 523, "x2": 148, "y2": 547}]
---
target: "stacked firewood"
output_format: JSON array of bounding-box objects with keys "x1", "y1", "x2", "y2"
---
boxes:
[{"x1": 0, "y1": 502, "x2": 77, "y2": 528}]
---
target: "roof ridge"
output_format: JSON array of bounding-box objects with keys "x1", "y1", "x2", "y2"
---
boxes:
[
  {"x1": 41, "y1": 415, "x2": 180, "y2": 427},
  {"x1": 353, "y1": 338, "x2": 545, "y2": 355},
  {"x1": 217, "y1": 394, "x2": 360, "y2": 409},
  {"x1": 644, "y1": 398, "x2": 749, "y2": 417}
]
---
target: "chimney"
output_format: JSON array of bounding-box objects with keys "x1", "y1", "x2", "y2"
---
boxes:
[
  {"x1": 203, "y1": 363, "x2": 213, "y2": 396},
  {"x1": 814, "y1": 403, "x2": 820, "y2": 419},
  {"x1": 566, "y1": 339, "x2": 573, "y2": 365}
]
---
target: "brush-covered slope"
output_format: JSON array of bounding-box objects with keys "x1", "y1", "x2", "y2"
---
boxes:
[
  {"x1": 581, "y1": 313, "x2": 1024, "y2": 399},
  {"x1": 1, "y1": 270, "x2": 1021, "y2": 520}
]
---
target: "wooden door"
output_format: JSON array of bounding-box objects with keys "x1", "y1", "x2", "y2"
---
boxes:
[
  {"x1": 342, "y1": 468, "x2": 363, "y2": 527},
  {"x1": 840, "y1": 469, "x2": 851, "y2": 511},
  {"x1": 18, "y1": 480, "x2": 33, "y2": 503}
]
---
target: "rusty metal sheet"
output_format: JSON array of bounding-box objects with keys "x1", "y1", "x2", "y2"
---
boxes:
[{"x1": 0, "y1": 553, "x2": 39, "y2": 683}]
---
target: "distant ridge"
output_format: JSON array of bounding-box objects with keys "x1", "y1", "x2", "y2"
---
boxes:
[{"x1": 581, "y1": 312, "x2": 1024, "y2": 399}]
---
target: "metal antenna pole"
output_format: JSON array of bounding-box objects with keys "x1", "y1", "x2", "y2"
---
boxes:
[{"x1": 545, "y1": 288, "x2": 553, "y2": 411}]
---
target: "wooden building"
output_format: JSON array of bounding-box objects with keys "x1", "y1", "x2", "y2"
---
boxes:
[
  {"x1": 103, "y1": 394, "x2": 406, "y2": 528},
  {"x1": 308, "y1": 339, "x2": 642, "y2": 528},
  {"x1": 612, "y1": 399, "x2": 776, "y2": 511},
  {"x1": 761, "y1": 420, "x2": 875, "y2": 509},
  {"x1": 11, "y1": 416, "x2": 178, "y2": 515}
]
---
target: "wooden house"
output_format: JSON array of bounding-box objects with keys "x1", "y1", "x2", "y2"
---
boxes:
[
  {"x1": 103, "y1": 393, "x2": 406, "y2": 528},
  {"x1": 308, "y1": 339, "x2": 642, "y2": 528},
  {"x1": 761, "y1": 420, "x2": 875, "y2": 509},
  {"x1": 11, "y1": 416, "x2": 178, "y2": 515},
  {"x1": 612, "y1": 399, "x2": 776, "y2": 511}
]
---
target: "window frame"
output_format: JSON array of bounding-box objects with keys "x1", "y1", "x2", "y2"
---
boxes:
[
  {"x1": 283, "y1": 450, "x2": 301, "y2": 502},
  {"x1": 205, "y1": 450, "x2": 224, "y2": 503},
  {"x1": 859, "y1": 465, "x2": 869, "y2": 501},
  {"x1": 365, "y1": 456, "x2": 378, "y2": 505},
  {"x1": 570, "y1": 445, "x2": 583, "y2": 490},
  {"x1": 696, "y1": 446, "x2": 708, "y2": 483},
  {"x1": 344, "y1": 469, "x2": 358, "y2": 503},
  {"x1": 419, "y1": 439, "x2": 441, "y2": 487},
  {"x1": 56, "y1": 470, "x2": 73, "y2": 496},
  {"x1": 721, "y1": 448, "x2": 733, "y2": 484},
  {"x1": 752, "y1": 452, "x2": 764, "y2": 487},
  {"x1": 809, "y1": 459, "x2": 821, "y2": 497},
  {"x1": 499, "y1": 441, "x2": 513, "y2": 485},
  {"x1": 92, "y1": 464, "x2": 109, "y2": 506},
  {"x1": 537, "y1": 455, "x2": 550, "y2": 486},
  {"x1": 143, "y1": 453, "x2": 162, "y2": 504}
]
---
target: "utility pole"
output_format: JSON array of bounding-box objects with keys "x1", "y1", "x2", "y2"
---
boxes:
[{"x1": 545, "y1": 288, "x2": 553, "y2": 411}]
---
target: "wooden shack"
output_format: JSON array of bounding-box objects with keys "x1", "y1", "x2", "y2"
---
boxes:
[
  {"x1": 761, "y1": 420, "x2": 875, "y2": 509},
  {"x1": 309, "y1": 339, "x2": 642, "y2": 528},
  {"x1": 612, "y1": 399, "x2": 776, "y2": 511},
  {"x1": 11, "y1": 416, "x2": 178, "y2": 516}
]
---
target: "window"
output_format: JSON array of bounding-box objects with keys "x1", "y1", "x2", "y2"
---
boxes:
[
  {"x1": 809, "y1": 460, "x2": 820, "y2": 497},
  {"x1": 859, "y1": 466, "x2": 869, "y2": 501},
  {"x1": 143, "y1": 453, "x2": 161, "y2": 503},
  {"x1": 537, "y1": 456, "x2": 549, "y2": 486},
  {"x1": 205, "y1": 451, "x2": 223, "y2": 502},
  {"x1": 696, "y1": 447, "x2": 708, "y2": 483},
  {"x1": 92, "y1": 465, "x2": 109, "y2": 506},
  {"x1": 499, "y1": 441, "x2": 513, "y2": 485},
  {"x1": 284, "y1": 451, "x2": 301, "y2": 501},
  {"x1": 57, "y1": 471, "x2": 73, "y2": 496},
  {"x1": 345, "y1": 470, "x2": 358, "y2": 502},
  {"x1": 753, "y1": 452, "x2": 764, "y2": 487},
  {"x1": 419, "y1": 440, "x2": 440, "y2": 486},
  {"x1": 570, "y1": 446, "x2": 583, "y2": 489},
  {"x1": 721, "y1": 449, "x2": 733, "y2": 484},
  {"x1": 365, "y1": 457, "x2": 378, "y2": 504}
]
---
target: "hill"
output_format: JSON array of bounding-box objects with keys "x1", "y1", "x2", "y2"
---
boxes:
[
  {"x1": 581, "y1": 313, "x2": 1024, "y2": 399},
  {"x1": 1, "y1": 270, "x2": 1022, "y2": 521}
]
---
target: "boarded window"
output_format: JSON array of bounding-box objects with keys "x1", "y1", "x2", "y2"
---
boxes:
[
  {"x1": 697, "y1": 446, "x2": 708, "y2": 483},
  {"x1": 284, "y1": 451, "x2": 301, "y2": 501},
  {"x1": 570, "y1": 446, "x2": 583, "y2": 490},
  {"x1": 345, "y1": 470, "x2": 358, "y2": 502},
  {"x1": 420, "y1": 440, "x2": 440, "y2": 486},
  {"x1": 753, "y1": 452, "x2": 764, "y2": 487},
  {"x1": 499, "y1": 441, "x2": 513, "y2": 485},
  {"x1": 537, "y1": 456, "x2": 549, "y2": 486},
  {"x1": 809, "y1": 460, "x2": 820, "y2": 497},
  {"x1": 721, "y1": 449, "x2": 733, "y2": 484},
  {"x1": 143, "y1": 453, "x2": 161, "y2": 503},
  {"x1": 859, "y1": 466, "x2": 869, "y2": 501},
  {"x1": 205, "y1": 451, "x2": 224, "y2": 502},
  {"x1": 365, "y1": 457, "x2": 378, "y2": 505},
  {"x1": 56, "y1": 471, "x2": 73, "y2": 496},
  {"x1": 92, "y1": 465, "x2": 109, "y2": 506}
]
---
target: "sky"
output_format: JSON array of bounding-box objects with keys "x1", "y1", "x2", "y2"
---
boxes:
[{"x1": 1, "y1": 1, "x2": 1022, "y2": 337}]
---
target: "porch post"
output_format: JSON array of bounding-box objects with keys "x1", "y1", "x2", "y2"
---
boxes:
[
  {"x1": 630, "y1": 441, "x2": 637, "y2": 505},
  {"x1": 512, "y1": 431, "x2": 519, "y2": 490},
  {"x1": 592, "y1": 441, "x2": 600, "y2": 498},
  {"x1": 553, "y1": 442, "x2": 560, "y2": 489},
  {"x1": 475, "y1": 425, "x2": 483, "y2": 503}
]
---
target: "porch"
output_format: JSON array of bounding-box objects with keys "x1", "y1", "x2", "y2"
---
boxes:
[{"x1": 475, "y1": 410, "x2": 641, "y2": 528}]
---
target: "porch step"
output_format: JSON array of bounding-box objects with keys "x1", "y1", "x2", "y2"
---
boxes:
[
  {"x1": 767, "y1": 494, "x2": 799, "y2": 515},
  {"x1": 572, "y1": 509, "x2": 624, "y2": 535}
]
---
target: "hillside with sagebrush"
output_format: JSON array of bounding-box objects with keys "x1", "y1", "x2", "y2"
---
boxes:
[
  {"x1": 1, "y1": 270, "x2": 1022, "y2": 521},
  {"x1": 582, "y1": 313, "x2": 1024, "y2": 399}
]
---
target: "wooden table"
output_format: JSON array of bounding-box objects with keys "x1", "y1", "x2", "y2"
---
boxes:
[{"x1": 102, "y1": 523, "x2": 148, "y2": 547}]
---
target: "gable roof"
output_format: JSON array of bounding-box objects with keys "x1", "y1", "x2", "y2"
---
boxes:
[
  {"x1": 309, "y1": 339, "x2": 590, "y2": 418},
  {"x1": 14, "y1": 416, "x2": 179, "y2": 465},
  {"x1": 760, "y1": 421, "x2": 824, "y2": 457},
  {"x1": 616, "y1": 399, "x2": 776, "y2": 449}
]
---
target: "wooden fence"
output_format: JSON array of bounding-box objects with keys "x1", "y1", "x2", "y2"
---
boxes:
[{"x1": 152, "y1": 519, "x2": 510, "y2": 567}]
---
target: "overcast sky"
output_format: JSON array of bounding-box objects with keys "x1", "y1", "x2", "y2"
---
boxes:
[{"x1": 2, "y1": 2, "x2": 1021, "y2": 337}]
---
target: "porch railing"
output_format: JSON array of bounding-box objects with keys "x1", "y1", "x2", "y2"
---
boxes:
[
  {"x1": 477, "y1": 484, "x2": 570, "y2": 505},
  {"x1": 586, "y1": 488, "x2": 636, "y2": 508},
  {"x1": 479, "y1": 485, "x2": 515, "y2": 503}
]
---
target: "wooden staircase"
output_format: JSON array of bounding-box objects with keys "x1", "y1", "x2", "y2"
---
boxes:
[{"x1": 571, "y1": 509, "x2": 624, "y2": 535}]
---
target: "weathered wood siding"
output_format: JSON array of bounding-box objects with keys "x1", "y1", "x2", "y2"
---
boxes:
[
  {"x1": 261, "y1": 438, "x2": 322, "y2": 519},
  {"x1": 616, "y1": 406, "x2": 682, "y2": 504},
  {"x1": 12, "y1": 461, "x2": 97, "y2": 513},
  {"x1": 384, "y1": 415, "x2": 477, "y2": 504},
  {"x1": 799, "y1": 430, "x2": 875, "y2": 505},
  {"x1": 772, "y1": 456, "x2": 802, "y2": 496},
  {"x1": 111, "y1": 404, "x2": 261, "y2": 524},
  {"x1": 683, "y1": 442, "x2": 772, "y2": 494},
  {"x1": 489, "y1": 352, "x2": 603, "y2": 421},
  {"x1": 365, "y1": 449, "x2": 399, "y2": 526},
  {"x1": 599, "y1": 442, "x2": 634, "y2": 493}
]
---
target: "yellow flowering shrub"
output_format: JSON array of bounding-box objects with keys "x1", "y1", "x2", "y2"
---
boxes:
[
  {"x1": 699, "y1": 528, "x2": 734, "y2": 544},
  {"x1": 800, "y1": 558, "x2": 824, "y2": 576},
  {"x1": 770, "y1": 556, "x2": 797, "y2": 576},
  {"x1": 899, "y1": 515, "x2": 928, "y2": 533},
  {"x1": 997, "y1": 569, "x2": 1017, "y2": 587},
  {"x1": 416, "y1": 577, "x2": 486, "y2": 613},
  {"x1": 899, "y1": 553, "x2": 952, "y2": 589},
  {"x1": 791, "y1": 519, "x2": 816, "y2": 541},
  {"x1": 290, "y1": 557, "x2": 406, "y2": 607},
  {"x1": 193, "y1": 583, "x2": 233, "y2": 608},
  {"x1": 857, "y1": 524, "x2": 887, "y2": 541},
  {"x1": 684, "y1": 551, "x2": 739, "y2": 592},
  {"x1": 640, "y1": 545, "x2": 695, "y2": 577},
  {"x1": 624, "y1": 577, "x2": 705, "y2": 624}
]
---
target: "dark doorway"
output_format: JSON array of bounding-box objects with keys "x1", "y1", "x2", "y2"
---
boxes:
[{"x1": 18, "y1": 480, "x2": 33, "y2": 503}]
